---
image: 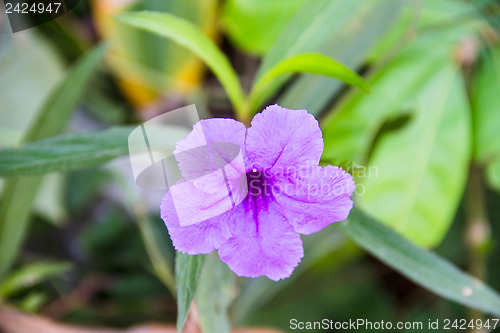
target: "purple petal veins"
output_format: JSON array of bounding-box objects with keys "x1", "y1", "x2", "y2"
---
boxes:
[{"x1": 160, "y1": 104, "x2": 355, "y2": 281}]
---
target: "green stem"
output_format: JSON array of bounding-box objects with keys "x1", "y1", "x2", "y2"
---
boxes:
[
  {"x1": 134, "y1": 204, "x2": 176, "y2": 296},
  {"x1": 236, "y1": 101, "x2": 252, "y2": 127},
  {"x1": 465, "y1": 165, "x2": 491, "y2": 332}
]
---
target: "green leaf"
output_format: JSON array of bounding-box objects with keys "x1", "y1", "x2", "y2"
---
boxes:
[
  {"x1": 247, "y1": 53, "x2": 369, "y2": 114},
  {"x1": 470, "y1": 46, "x2": 500, "y2": 196},
  {"x1": 357, "y1": 63, "x2": 471, "y2": 247},
  {"x1": 365, "y1": 5, "x2": 416, "y2": 63},
  {"x1": 115, "y1": 11, "x2": 245, "y2": 112},
  {"x1": 0, "y1": 127, "x2": 133, "y2": 177},
  {"x1": 321, "y1": 38, "x2": 452, "y2": 164},
  {"x1": 33, "y1": 174, "x2": 67, "y2": 226},
  {"x1": 339, "y1": 208, "x2": 500, "y2": 316},
  {"x1": 22, "y1": 44, "x2": 106, "y2": 142},
  {"x1": 486, "y1": 158, "x2": 500, "y2": 194},
  {"x1": 221, "y1": 0, "x2": 306, "y2": 55},
  {"x1": 471, "y1": 46, "x2": 500, "y2": 164},
  {"x1": 136, "y1": 209, "x2": 176, "y2": 296},
  {"x1": 96, "y1": 0, "x2": 218, "y2": 105},
  {"x1": 0, "y1": 261, "x2": 72, "y2": 299},
  {"x1": 419, "y1": 0, "x2": 484, "y2": 30},
  {"x1": 279, "y1": 0, "x2": 406, "y2": 116},
  {"x1": 256, "y1": 0, "x2": 365, "y2": 79},
  {"x1": 0, "y1": 44, "x2": 105, "y2": 281},
  {"x1": 17, "y1": 292, "x2": 48, "y2": 313},
  {"x1": 0, "y1": 31, "x2": 64, "y2": 147},
  {"x1": 250, "y1": 0, "x2": 370, "y2": 116},
  {"x1": 0, "y1": 32, "x2": 70, "y2": 227},
  {"x1": 196, "y1": 254, "x2": 234, "y2": 333},
  {"x1": 175, "y1": 253, "x2": 205, "y2": 333},
  {"x1": 0, "y1": 32, "x2": 68, "y2": 226}
]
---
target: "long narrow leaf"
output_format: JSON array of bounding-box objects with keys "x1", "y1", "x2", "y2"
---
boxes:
[
  {"x1": 0, "y1": 44, "x2": 105, "y2": 281},
  {"x1": 0, "y1": 127, "x2": 133, "y2": 177},
  {"x1": 196, "y1": 254, "x2": 234, "y2": 333},
  {"x1": 339, "y1": 208, "x2": 500, "y2": 316},
  {"x1": 249, "y1": 0, "x2": 370, "y2": 113},
  {"x1": 136, "y1": 208, "x2": 176, "y2": 296},
  {"x1": 279, "y1": 0, "x2": 404, "y2": 116},
  {"x1": 256, "y1": 0, "x2": 358, "y2": 79},
  {"x1": 115, "y1": 11, "x2": 245, "y2": 113},
  {"x1": 0, "y1": 261, "x2": 72, "y2": 299},
  {"x1": 248, "y1": 53, "x2": 369, "y2": 113},
  {"x1": 22, "y1": 45, "x2": 106, "y2": 142},
  {"x1": 175, "y1": 253, "x2": 205, "y2": 333}
]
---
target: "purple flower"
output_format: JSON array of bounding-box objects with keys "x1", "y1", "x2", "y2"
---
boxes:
[{"x1": 161, "y1": 104, "x2": 355, "y2": 281}]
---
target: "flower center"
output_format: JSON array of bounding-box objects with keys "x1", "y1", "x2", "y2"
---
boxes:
[{"x1": 246, "y1": 168, "x2": 274, "y2": 198}]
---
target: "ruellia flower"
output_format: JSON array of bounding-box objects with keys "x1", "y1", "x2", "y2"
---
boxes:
[{"x1": 160, "y1": 104, "x2": 355, "y2": 281}]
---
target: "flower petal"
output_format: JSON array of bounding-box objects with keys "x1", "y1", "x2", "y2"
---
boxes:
[
  {"x1": 274, "y1": 165, "x2": 355, "y2": 235},
  {"x1": 160, "y1": 182, "x2": 233, "y2": 254},
  {"x1": 218, "y1": 198, "x2": 304, "y2": 281},
  {"x1": 174, "y1": 118, "x2": 248, "y2": 194},
  {"x1": 245, "y1": 105, "x2": 323, "y2": 174}
]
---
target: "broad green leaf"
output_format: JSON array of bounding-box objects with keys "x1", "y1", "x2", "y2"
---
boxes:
[
  {"x1": 419, "y1": 0, "x2": 484, "y2": 29},
  {"x1": 136, "y1": 209, "x2": 176, "y2": 296},
  {"x1": 358, "y1": 63, "x2": 471, "y2": 247},
  {"x1": 0, "y1": 44, "x2": 105, "y2": 281},
  {"x1": 320, "y1": 15, "x2": 483, "y2": 163},
  {"x1": 221, "y1": 0, "x2": 306, "y2": 55},
  {"x1": 196, "y1": 254, "x2": 234, "y2": 333},
  {"x1": 115, "y1": 11, "x2": 245, "y2": 112},
  {"x1": 0, "y1": 261, "x2": 72, "y2": 299},
  {"x1": 175, "y1": 253, "x2": 205, "y2": 333},
  {"x1": 251, "y1": 0, "x2": 369, "y2": 115},
  {"x1": 322, "y1": 38, "x2": 452, "y2": 164},
  {"x1": 256, "y1": 0, "x2": 366, "y2": 79},
  {"x1": 339, "y1": 208, "x2": 500, "y2": 316},
  {"x1": 365, "y1": 4, "x2": 416, "y2": 63},
  {"x1": 471, "y1": 46, "x2": 500, "y2": 164},
  {"x1": 280, "y1": 0, "x2": 406, "y2": 116},
  {"x1": 247, "y1": 53, "x2": 369, "y2": 114},
  {"x1": 0, "y1": 127, "x2": 134, "y2": 177},
  {"x1": 364, "y1": 0, "x2": 482, "y2": 65}
]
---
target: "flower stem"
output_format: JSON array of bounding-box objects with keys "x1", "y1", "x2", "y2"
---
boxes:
[{"x1": 237, "y1": 103, "x2": 252, "y2": 127}]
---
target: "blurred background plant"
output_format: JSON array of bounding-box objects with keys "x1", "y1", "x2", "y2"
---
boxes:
[{"x1": 1, "y1": 0, "x2": 500, "y2": 332}]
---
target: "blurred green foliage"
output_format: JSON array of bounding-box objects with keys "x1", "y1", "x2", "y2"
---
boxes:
[
  {"x1": 1, "y1": 0, "x2": 500, "y2": 333},
  {"x1": 221, "y1": 0, "x2": 307, "y2": 55}
]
